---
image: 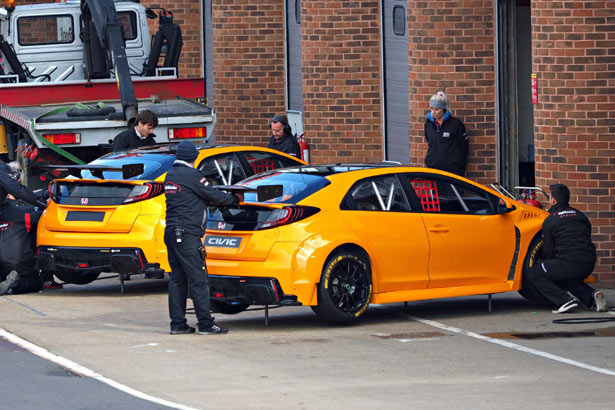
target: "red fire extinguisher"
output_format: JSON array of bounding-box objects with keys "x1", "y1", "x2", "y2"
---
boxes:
[
  {"x1": 518, "y1": 189, "x2": 543, "y2": 209},
  {"x1": 297, "y1": 133, "x2": 310, "y2": 163}
]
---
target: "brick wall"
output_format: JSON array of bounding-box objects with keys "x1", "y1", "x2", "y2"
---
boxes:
[
  {"x1": 408, "y1": 0, "x2": 497, "y2": 185},
  {"x1": 532, "y1": 1, "x2": 615, "y2": 285},
  {"x1": 209, "y1": 0, "x2": 287, "y2": 145},
  {"x1": 301, "y1": 0, "x2": 383, "y2": 164},
  {"x1": 146, "y1": 1, "x2": 203, "y2": 78}
]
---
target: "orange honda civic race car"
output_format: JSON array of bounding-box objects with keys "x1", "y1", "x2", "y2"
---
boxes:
[
  {"x1": 203, "y1": 164, "x2": 549, "y2": 321},
  {"x1": 35, "y1": 145, "x2": 306, "y2": 285}
]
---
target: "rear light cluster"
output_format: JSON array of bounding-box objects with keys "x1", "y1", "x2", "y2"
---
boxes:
[
  {"x1": 168, "y1": 127, "x2": 207, "y2": 140},
  {"x1": 123, "y1": 182, "x2": 165, "y2": 204},
  {"x1": 42, "y1": 133, "x2": 81, "y2": 144},
  {"x1": 260, "y1": 206, "x2": 319, "y2": 229}
]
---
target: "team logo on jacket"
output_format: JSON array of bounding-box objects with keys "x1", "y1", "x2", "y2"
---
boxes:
[
  {"x1": 81, "y1": 198, "x2": 88, "y2": 205},
  {"x1": 164, "y1": 182, "x2": 181, "y2": 194},
  {"x1": 557, "y1": 210, "x2": 577, "y2": 218},
  {"x1": 0, "y1": 222, "x2": 13, "y2": 231},
  {"x1": 200, "y1": 177, "x2": 209, "y2": 186}
]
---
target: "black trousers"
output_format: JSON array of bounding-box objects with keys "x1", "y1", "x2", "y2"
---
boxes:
[
  {"x1": 164, "y1": 231, "x2": 213, "y2": 330},
  {"x1": 526, "y1": 257, "x2": 595, "y2": 308}
]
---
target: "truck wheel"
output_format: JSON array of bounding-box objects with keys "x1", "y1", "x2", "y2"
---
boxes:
[
  {"x1": 210, "y1": 300, "x2": 250, "y2": 314},
  {"x1": 54, "y1": 271, "x2": 100, "y2": 285},
  {"x1": 518, "y1": 236, "x2": 549, "y2": 304},
  {"x1": 313, "y1": 251, "x2": 372, "y2": 322}
]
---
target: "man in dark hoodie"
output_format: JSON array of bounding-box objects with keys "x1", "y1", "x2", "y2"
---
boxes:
[
  {"x1": 267, "y1": 114, "x2": 301, "y2": 159},
  {"x1": 424, "y1": 91, "x2": 469, "y2": 177},
  {"x1": 525, "y1": 184, "x2": 608, "y2": 314}
]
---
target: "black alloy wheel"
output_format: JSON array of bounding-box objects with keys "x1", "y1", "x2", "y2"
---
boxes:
[{"x1": 313, "y1": 252, "x2": 372, "y2": 322}]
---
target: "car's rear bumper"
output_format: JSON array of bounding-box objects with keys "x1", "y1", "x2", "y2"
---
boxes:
[
  {"x1": 36, "y1": 246, "x2": 164, "y2": 276},
  {"x1": 208, "y1": 275, "x2": 301, "y2": 306}
]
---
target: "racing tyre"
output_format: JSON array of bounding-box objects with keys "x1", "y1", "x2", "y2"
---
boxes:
[
  {"x1": 211, "y1": 300, "x2": 250, "y2": 314},
  {"x1": 518, "y1": 236, "x2": 550, "y2": 304},
  {"x1": 54, "y1": 270, "x2": 101, "y2": 285},
  {"x1": 313, "y1": 251, "x2": 372, "y2": 322}
]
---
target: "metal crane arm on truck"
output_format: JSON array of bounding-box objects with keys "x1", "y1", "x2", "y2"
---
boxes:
[{"x1": 80, "y1": 0, "x2": 138, "y2": 126}]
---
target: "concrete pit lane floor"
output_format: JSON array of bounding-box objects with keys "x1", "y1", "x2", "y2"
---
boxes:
[{"x1": 1, "y1": 277, "x2": 614, "y2": 410}]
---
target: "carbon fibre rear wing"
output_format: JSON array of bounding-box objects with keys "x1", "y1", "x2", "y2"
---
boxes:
[
  {"x1": 213, "y1": 184, "x2": 283, "y2": 202},
  {"x1": 33, "y1": 163, "x2": 144, "y2": 180}
]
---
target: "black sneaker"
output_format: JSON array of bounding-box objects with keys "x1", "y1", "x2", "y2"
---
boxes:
[
  {"x1": 198, "y1": 322, "x2": 228, "y2": 335},
  {"x1": 144, "y1": 272, "x2": 164, "y2": 279},
  {"x1": 170, "y1": 325, "x2": 196, "y2": 335},
  {"x1": 592, "y1": 290, "x2": 609, "y2": 312},
  {"x1": 552, "y1": 299, "x2": 578, "y2": 314}
]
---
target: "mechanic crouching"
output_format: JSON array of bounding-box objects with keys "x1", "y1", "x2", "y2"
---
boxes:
[
  {"x1": 163, "y1": 141, "x2": 243, "y2": 335},
  {"x1": 525, "y1": 184, "x2": 609, "y2": 314},
  {"x1": 0, "y1": 160, "x2": 49, "y2": 295}
]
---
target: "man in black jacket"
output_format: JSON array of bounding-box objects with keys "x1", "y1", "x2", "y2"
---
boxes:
[
  {"x1": 526, "y1": 184, "x2": 608, "y2": 313},
  {"x1": 0, "y1": 161, "x2": 47, "y2": 209},
  {"x1": 268, "y1": 114, "x2": 301, "y2": 159},
  {"x1": 164, "y1": 141, "x2": 243, "y2": 335},
  {"x1": 424, "y1": 91, "x2": 469, "y2": 176},
  {"x1": 112, "y1": 110, "x2": 158, "y2": 152},
  {"x1": 0, "y1": 160, "x2": 49, "y2": 294}
]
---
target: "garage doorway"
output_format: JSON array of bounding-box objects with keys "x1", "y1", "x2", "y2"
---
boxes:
[{"x1": 496, "y1": 0, "x2": 534, "y2": 188}]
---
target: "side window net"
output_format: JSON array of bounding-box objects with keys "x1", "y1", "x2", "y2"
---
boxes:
[{"x1": 410, "y1": 179, "x2": 440, "y2": 212}]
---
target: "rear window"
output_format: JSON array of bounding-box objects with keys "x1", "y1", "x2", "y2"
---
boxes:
[
  {"x1": 82, "y1": 153, "x2": 175, "y2": 180},
  {"x1": 52, "y1": 182, "x2": 134, "y2": 205},
  {"x1": 239, "y1": 172, "x2": 330, "y2": 204}
]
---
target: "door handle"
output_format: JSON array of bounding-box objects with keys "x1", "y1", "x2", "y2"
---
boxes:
[{"x1": 428, "y1": 225, "x2": 449, "y2": 233}]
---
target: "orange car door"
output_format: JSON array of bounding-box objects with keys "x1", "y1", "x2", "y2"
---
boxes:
[
  {"x1": 407, "y1": 176, "x2": 516, "y2": 288},
  {"x1": 341, "y1": 174, "x2": 430, "y2": 293}
]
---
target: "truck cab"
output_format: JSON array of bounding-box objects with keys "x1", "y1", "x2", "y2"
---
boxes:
[{"x1": 0, "y1": 0, "x2": 151, "y2": 83}]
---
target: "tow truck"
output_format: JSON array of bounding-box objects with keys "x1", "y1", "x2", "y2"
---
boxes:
[{"x1": 0, "y1": 0, "x2": 215, "y2": 188}]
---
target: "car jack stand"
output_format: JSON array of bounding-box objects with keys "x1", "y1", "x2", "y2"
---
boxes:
[
  {"x1": 264, "y1": 304, "x2": 269, "y2": 327},
  {"x1": 487, "y1": 294, "x2": 492, "y2": 313},
  {"x1": 119, "y1": 276, "x2": 125, "y2": 294}
]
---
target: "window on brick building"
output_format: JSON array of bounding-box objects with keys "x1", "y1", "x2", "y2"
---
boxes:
[{"x1": 393, "y1": 5, "x2": 405, "y2": 36}]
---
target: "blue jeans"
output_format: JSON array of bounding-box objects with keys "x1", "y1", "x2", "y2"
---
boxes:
[{"x1": 164, "y1": 232, "x2": 213, "y2": 330}]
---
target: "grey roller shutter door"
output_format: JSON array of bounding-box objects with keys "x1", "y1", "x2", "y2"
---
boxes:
[
  {"x1": 204, "y1": 0, "x2": 214, "y2": 108},
  {"x1": 286, "y1": 0, "x2": 303, "y2": 112},
  {"x1": 382, "y1": 0, "x2": 410, "y2": 163}
]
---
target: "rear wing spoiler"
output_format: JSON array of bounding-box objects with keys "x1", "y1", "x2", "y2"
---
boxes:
[
  {"x1": 33, "y1": 164, "x2": 144, "y2": 180},
  {"x1": 213, "y1": 184, "x2": 283, "y2": 202}
]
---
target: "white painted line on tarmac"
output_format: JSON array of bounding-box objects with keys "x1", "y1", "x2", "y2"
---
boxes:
[
  {"x1": 374, "y1": 305, "x2": 615, "y2": 377},
  {"x1": 0, "y1": 328, "x2": 201, "y2": 410}
]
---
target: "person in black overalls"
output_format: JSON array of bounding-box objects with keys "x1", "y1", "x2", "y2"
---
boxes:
[
  {"x1": 526, "y1": 184, "x2": 609, "y2": 313},
  {"x1": 112, "y1": 109, "x2": 158, "y2": 152},
  {"x1": 424, "y1": 91, "x2": 469, "y2": 177},
  {"x1": 163, "y1": 141, "x2": 243, "y2": 335},
  {"x1": 0, "y1": 160, "x2": 49, "y2": 295},
  {"x1": 267, "y1": 114, "x2": 301, "y2": 159}
]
